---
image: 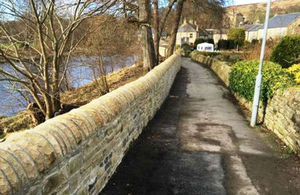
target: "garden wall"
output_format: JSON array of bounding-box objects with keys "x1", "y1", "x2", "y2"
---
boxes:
[
  {"x1": 190, "y1": 52, "x2": 300, "y2": 154},
  {"x1": 0, "y1": 52, "x2": 181, "y2": 195}
]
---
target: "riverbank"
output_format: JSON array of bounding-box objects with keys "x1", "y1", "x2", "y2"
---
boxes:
[{"x1": 0, "y1": 63, "x2": 144, "y2": 137}]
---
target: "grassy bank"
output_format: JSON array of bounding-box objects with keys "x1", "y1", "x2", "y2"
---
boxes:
[{"x1": 0, "y1": 64, "x2": 144, "y2": 137}]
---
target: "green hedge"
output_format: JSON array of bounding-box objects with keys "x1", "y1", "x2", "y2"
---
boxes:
[
  {"x1": 270, "y1": 35, "x2": 300, "y2": 68},
  {"x1": 181, "y1": 43, "x2": 192, "y2": 57},
  {"x1": 229, "y1": 60, "x2": 294, "y2": 101},
  {"x1": 217, "y1": 39, "x2": 235, "y2": 50}
]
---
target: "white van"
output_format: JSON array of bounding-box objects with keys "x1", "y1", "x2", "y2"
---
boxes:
[{"x1": 197, "y1": 42, "x2": 214, "y2": 52}]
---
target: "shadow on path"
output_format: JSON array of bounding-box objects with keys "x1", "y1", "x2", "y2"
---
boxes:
[
  {"x1": 102, "y1": 67, "x2": 226, "y2": 195},
  {"x1": 102, "y1": 58, "x2": 300, "y2": 195}
]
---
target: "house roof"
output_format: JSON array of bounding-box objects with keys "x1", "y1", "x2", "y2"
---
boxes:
[
  {"x1": 243, "y1": 24, "x2": 255, "y2": 31},
  {"x1": 246, "y1": 12, "x2": 300, "y2": 32},
  {"x1": 248, "y1": 25, "x2": 262, "y2": 32},
  {"x1": 207, "y1": 28, "x2": 228, "y2": 34},
  {"x1": 261, "y1": 12, "x2": 300, "y2": 29},
  {"x1": 198, "y1": 29, "x2": 209, "y2": 36},
  {"x1": 178, "y1": 23, "x2": 197, "y2": 32}
]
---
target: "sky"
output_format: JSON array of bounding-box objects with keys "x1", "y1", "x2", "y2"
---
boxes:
[{"x1": 233, "y1": 0, "x2": 270, "y2": 5}]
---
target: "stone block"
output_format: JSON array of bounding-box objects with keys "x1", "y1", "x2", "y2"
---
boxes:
[
  {"x1": 7, "y1": 132, "x2": 56, "y2": 173},
  {"x1": 55, "y1": 117, "x2": 83, "y2": 144},
  {"x1": 0, "y1": 149, "x2": 28, "y2": 191},
  {"x1": 69, "y1": 172, "x2": 80, "y2": 192},
  {"x1": 0, "y1": 169, "x2": 12, "y2": 195},
  {"x1": 27, "y1": 185, "x2": 42, "y2": 195},
  {"x1": 57, "y1": 186, "x2": 69, "y2": 195},
  {"x1": 42, "y1": 171, "x2": 67, "y2": 194},
  {"x1": 32, "y1": 125, "x2": 68, "y2": 157},
  {"x1": 69, "y1": 153, "x2": 83, "y2": 175},
  {"x1": 64, "y1": 113, "x2": 91, "y2": 138},
  {"x1": 75, "y1": 186, "x2": 88, "y2": 195},
  {"x1": 69, "y1": 109, "x2": 99, "y2": 135},
  {"x1": 0, "y1": 143, "x2": 39, "y2": 181}
]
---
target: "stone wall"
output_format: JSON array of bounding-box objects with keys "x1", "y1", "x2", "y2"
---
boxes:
[
  {"x1": 191, "y1": 52, "x2": 300, "y2": 154},
  {"x1": 265, "y1": 88, "x2": 300, "y2": 152},
  {"x1": 0, "y1": 53, "x2": 181, "y2": 195}
]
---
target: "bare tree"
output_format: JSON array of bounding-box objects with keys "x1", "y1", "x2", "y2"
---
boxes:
[
  {"x1": 0, "y1": 0, "x2": 117, "y2": 123},
  {"x1": 121, "y1": 0, "x2": 176, "y2": 66},
  {"x1": 137, "y1": 0, "x2": 156, "y2": 71},
  {"x1": 84, "y1": 15, "x2": 140, "y2": 95},
  {"x1": 153, "y1": 0, "x2": 159, "y2": 64},
  {"x1": 181, "y1": 0, "x2": 225, "y2": 28},
  {"x1": 166, "y1": 0, "x2": 227, "y2": 57},
  {"x1": 167, "y1": 0, "x2": 184, "y2": 57},
  {"x1": 152, "y1": 0, "x2": 176, "y2": 63}
]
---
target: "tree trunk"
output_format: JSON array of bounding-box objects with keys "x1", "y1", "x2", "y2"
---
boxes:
[
  {"x1": 27, "y1": 103, "x2": 45, "y2": 126},
  {"x1": 167, "y1": 0, "x2": 185, "y2": 57},
  {"x1": 51, "y1": 55, "x2": 62, "y2": 118},
  {"x1": 138, "y1": 0, "x2": 156, "y2": 71},
  {"x1": 153, "y1": 0, "x2": 159, "y2": 65}
]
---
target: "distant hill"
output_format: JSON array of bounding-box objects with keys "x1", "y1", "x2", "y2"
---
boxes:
[{"x1": 225, "y1": 0, "x2": 300, "y2": 25}]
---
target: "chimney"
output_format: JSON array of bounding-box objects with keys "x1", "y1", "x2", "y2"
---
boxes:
[{"x1": 183, "y1": 18, "x2": 187, "y2": 24}]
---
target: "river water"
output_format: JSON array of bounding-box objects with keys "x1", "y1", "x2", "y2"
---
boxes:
[{"x1": 0, "y1": 55, "x2": 137, "y2": 116}]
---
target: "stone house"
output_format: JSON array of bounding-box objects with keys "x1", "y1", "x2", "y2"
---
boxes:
[
  {"x1": 206, "y1": 29, "x2": 228, "y2": 44},
  {"x1": 245, "y1": 25, "x2": 261, "y2": 42},
  {"x1": 245, "y1": 12, "x2": 300, "y2": 42},
  {"x1": 176, "y1": 20, "x2": 210, "y2": 46}
]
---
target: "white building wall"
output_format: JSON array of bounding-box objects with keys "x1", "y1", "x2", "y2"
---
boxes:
[{"x1": 176, "y1": 32, "x2": 197, "y2": 46}]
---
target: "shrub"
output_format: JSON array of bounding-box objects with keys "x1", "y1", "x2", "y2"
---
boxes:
[
  {"x1": 241, "y1": 41, "x2": 275, "y2": 61},
  {"x1": 198, "y1": 51, "x2": 219, "y2": 58},
  {"x1": 216, "y1": 52, "x2": 241, "y2": 65},
  {"x1": 181, "y1": 43, "x2": 192, "y2": 57},
  {"x1": 191, "y1": 50, "x2": 241, "y2": 65},
  {"x1": 251, "y1": 39, "x2": 259, "y2": 45},
  {"x1": 217, "y1": 39, "x2": 235, "y2": 50},
  {"x1": 229, "y1": 60, "x2": 294, "y2": 101},
  {"x1": 243, "y1": 40, "x2": 251, "y2": 50},
  {"x1": 217, "y1": 40, "x2": 226, "y2": 50},
  {"x1": 206, "y1": 38, "x2": 214, "y2": 45},
  {"x1": 270, "y1": 35, "x2": 300, "y2": 68},
  {"x1": 227, "y1": 27, "x2": 245, "y2": 49},
  {"x1": 286, "y1": 64, "x2": 300, "y2": 84},
  {"x1": 194, "y1": 38, "x2": 206, "y2": 48}
]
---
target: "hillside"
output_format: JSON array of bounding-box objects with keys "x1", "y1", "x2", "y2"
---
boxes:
[{"x1": 225, "y1": 0, "x2": 300, "y2": 24}]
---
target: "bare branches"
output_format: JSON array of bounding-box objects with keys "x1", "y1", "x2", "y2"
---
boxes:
[
  {"x1": 0, "y1": 0, "x2": 117, "y2": 122},
  {"x1": 159, "y1": 0, "x2": 176, "y2": 35}
]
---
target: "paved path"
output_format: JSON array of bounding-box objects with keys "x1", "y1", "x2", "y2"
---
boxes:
[{"x1": 102, "y1": 58, "x2": 300, "y2": 195}]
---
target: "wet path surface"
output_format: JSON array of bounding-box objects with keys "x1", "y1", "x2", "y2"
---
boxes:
[{"x1": 102, "y1": 58, "x2": 300, "y2": 195}]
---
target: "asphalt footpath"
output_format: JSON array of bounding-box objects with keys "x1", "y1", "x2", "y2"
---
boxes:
[{"x1": 101, "y1": 58, "x2": 300, "y2": 195}]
